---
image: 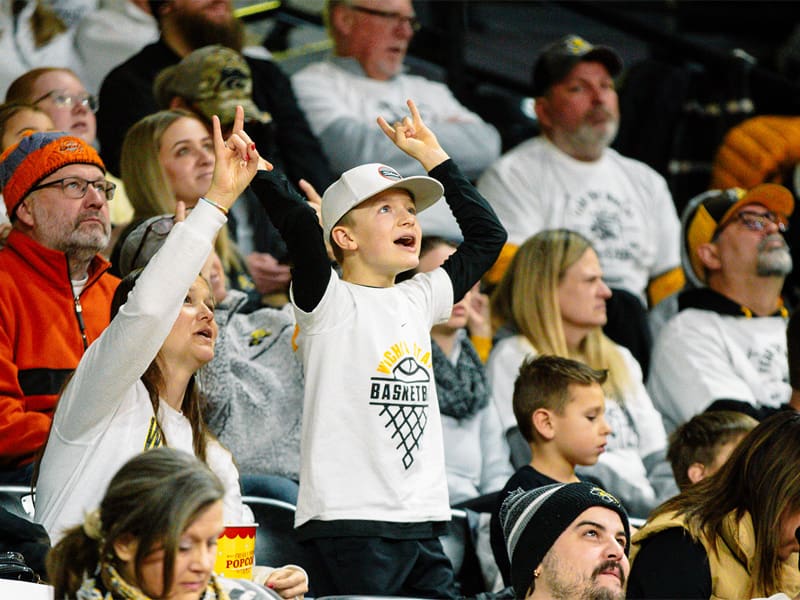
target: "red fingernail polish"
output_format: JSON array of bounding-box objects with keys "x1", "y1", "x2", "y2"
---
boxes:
[
  {"x1": 250, "y1": 143, "x2": 256, "y2": 150},
  {"x1": 246, "y1": 153, "x2": 251, "y2": 161},
  {"x1": 267, "y1": 583, "x2": 274, "y2": 588}
]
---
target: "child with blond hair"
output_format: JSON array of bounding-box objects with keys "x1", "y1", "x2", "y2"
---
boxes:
[{"x1": 251, "y1": 99, "x2": 506, "y2": 597}]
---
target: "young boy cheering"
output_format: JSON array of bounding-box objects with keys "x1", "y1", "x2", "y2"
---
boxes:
[{"x1": 251, "y1": 99, "x2": 506, "y2": 597}]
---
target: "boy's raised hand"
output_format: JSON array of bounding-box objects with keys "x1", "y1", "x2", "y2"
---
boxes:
[
  {"x1": 206, "y1": 105, "x2": 273, "y2": 210},
  {"x1": 377, "y1": 99, "x2": 449, "y2": 172},
  {"x1": 298, "y1": 178, "x2": 322, "y2": 223}
]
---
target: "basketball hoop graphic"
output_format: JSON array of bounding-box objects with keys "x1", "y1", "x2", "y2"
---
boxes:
[{"x1": 369, "y1": 356, "x2": 431, "y2": 469}]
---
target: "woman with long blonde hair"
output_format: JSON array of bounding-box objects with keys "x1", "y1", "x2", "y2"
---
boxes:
[
  {"x1": 488, "y1": 229, "x2": 673, "y2": 518},
  {"x1": 115, "y1": 109, "x2": 256, "y2": 305}
]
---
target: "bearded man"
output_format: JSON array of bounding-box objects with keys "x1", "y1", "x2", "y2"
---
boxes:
[
  {"x1": 0, "y1": 132, "x2": 119, "y2": 484},
  {"x1": 648, "y1": 184, "x2": 795, "y2": 433},
  {"x1": 477, "y1": 35, "x2": 683, "y2": 311},
  {"x1": 501, "y1": 482, "x2": 630, "y2": 600},
  {"x1": 96, "y1": 0, "x2": 332, "y2": 193}
]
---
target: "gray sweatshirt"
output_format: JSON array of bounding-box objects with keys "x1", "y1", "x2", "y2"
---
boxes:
[{"x1": 201, "y1": 290, "x2": 304, "y2": 480}]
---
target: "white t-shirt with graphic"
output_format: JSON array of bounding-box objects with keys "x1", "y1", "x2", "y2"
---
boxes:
[
  {"x1": 293, "y1": 268, "x2": 453, "y2": 527},
  {"x1": 648, "y1": 308, "x2": 790, "y2": 433},
  {"x1": 477, "y1": 136, "x2": 681, "y2": 301}
]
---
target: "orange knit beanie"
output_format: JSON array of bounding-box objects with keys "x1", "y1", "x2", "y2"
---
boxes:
[{"x1": 0, "y1": 131, "x2": 105, "y2": 218}]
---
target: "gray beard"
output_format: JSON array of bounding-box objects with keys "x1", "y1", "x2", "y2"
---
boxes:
[
  {"x1": 561, "y1": 117, "x2": 619, "y2": 160},
  {"x1": 757, "y1": 236, "x2": 793, "y2": 277},
  {"x1": 572, "y1": 120, "x2": 618, "y2": 151}
]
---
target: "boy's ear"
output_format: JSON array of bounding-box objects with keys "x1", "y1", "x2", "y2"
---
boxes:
[
  {"x1": 532, "y1": 408, "x2": 555, "y2": 441},
  {"x1": 686, "y1": 462, "x2": 706, "y2": 485},
  {"x1": 331, "y1": 224, "x2": 357, "y2": 252}
]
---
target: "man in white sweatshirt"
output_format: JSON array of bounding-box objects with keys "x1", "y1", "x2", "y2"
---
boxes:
[
  {"x1": 477, "y1": 34, "x2": 682, "y2": 310},
  {"x1": 648, "y1": 184, "x2": 794, "y2": 433},
  {"x1": 291, "y1": 0, "x2": 501, "y2": 240}
]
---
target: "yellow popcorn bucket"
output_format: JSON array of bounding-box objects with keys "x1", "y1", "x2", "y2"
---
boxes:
[{"x1": 215, "y1": 523, "x2": 258, "y2": 579}]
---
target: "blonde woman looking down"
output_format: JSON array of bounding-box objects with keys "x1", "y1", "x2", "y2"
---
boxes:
[
  {"x1": 47, "y1": 447, "x2": 292, "y2": 600},
  {"x1": 487, "y1": 229, "x2": 675, "y2": 518}
]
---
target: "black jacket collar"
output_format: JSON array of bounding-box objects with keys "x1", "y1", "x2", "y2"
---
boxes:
[{"x1": 678, "y1": 287, "x2": 787, "y2": 318}]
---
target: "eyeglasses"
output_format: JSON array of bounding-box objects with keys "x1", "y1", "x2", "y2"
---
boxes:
[
  {"x1": 30, "y1": 176, "x2": 116, "y2": 201},
  {"x1": 729, "y1": 210, "x2": 789, "y2": 233},
  {"x1": 350, "y1": 5, "x2": 421, "y2": 31},
  {"x1": 32, "y1": 90, "x2": 99, "y2": 113},
  {"x1": 128, "y1": 216, "x2": 175, "y2": 272}
]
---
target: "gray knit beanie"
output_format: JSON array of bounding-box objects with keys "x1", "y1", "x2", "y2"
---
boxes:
[{"x1": 500, "y1": 481, "x2": 630, "y2": 598}]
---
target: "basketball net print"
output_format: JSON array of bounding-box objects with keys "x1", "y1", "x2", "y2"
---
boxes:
[{"x1": 369, "y1": 342, "x2": 433, "y2": 469}]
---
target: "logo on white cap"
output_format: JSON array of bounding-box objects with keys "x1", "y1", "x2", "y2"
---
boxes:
[{"x1": 378, "y1": 166, "x2": 402, "y2": 181}]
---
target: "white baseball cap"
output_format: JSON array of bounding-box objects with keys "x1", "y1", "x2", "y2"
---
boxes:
[{"x1": 322, "y1": 163, "x2": 444, "y2": 240}]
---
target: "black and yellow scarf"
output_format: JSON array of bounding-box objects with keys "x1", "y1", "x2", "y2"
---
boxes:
[{"x1": 76, "y1": 563, "x2": 229, "y2": 599}]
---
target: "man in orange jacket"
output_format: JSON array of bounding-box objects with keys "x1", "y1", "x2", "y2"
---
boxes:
[{"x1": 0, "y1": 131, "x2": 119, "y2": 484}]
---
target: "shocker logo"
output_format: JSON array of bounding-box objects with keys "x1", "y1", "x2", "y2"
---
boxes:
[
  {"x1": 566, "y1": 35, "x2": 592, "y2": 55},
  {"x1": 378, "y1": 165, "x2": 403, "y2": 181},
  {"x1": 590, "y1": 487, "x2": 622, "y2": 506},
  {"x1": 370, "y1": 353, "x2": 432, "y2": 469}
]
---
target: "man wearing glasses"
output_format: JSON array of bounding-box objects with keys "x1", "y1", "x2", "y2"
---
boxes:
[
  {"x1": 0, "y1": 132, "x2": 119, "y2": 485},
  {"x1": 648, "y1": 184, "x2": 795, "y2": 433},
  {"x1": 5, "y1": 67, "x2": 135, "y2": 232},
  {"x1": 291, "y1": 0, "x2": 501, "y2": 240}
]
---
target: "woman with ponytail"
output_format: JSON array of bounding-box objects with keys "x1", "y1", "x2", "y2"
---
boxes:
[
  {"x1": 47, "y1": 447, "x2": 292, "y2": 599},
  {"x1": 46, "y1": 447, "x2": 229, "y2": 599}
]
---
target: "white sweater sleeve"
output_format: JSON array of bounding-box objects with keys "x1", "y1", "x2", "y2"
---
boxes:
[
  {"x1": 52, "y1": 202, "x2": 225, "y2": 441},
  {"x1": 291, "y1": 62, "x2": 500, "y2": 180}
]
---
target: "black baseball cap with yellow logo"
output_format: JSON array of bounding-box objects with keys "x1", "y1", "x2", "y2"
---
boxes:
[{"x1": 531, "y1": 34, "x2": 623, "y2": 96}]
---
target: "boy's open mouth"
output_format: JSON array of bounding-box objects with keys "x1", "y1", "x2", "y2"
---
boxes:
[{"x1": 394, "y1": 235, "x2": 416, "y2": 248}]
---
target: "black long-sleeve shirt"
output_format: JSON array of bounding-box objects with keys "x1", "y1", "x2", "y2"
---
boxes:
[{"x1": 250, "y1": 158, "x2": 507, "y2": 312}]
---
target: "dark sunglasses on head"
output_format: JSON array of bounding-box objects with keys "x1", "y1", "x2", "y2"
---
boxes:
[{"x1": 129, "y1": 216, "x2": 175, "y2": 272}]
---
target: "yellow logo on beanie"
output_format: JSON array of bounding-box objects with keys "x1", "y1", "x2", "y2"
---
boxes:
[{"x1": 590, "y1": 487, "x2": 621, "y2": 506}]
